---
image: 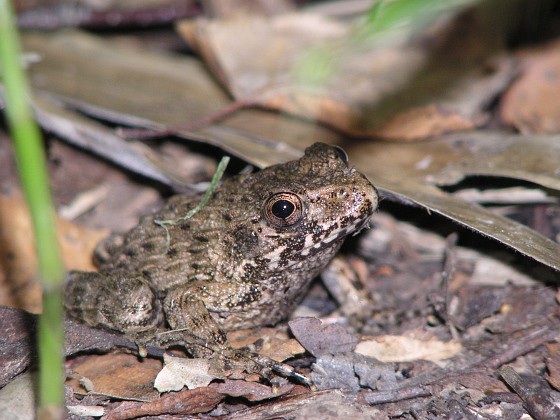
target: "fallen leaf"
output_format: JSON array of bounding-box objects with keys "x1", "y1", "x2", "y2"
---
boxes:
[
  {"x1": 346, "y1": 134, "x2": 560, "y2": 271},
  {"x1": 456, "y1": 372, "x2": 508, "y2": 394},
  {"x1": 178, "y1": 8, "x2": 500, "y2": 138},
  {"x1": 104, "y1": 387, "x2": 224, "y2": 419},
  {"x1": 371, "y1": 54, "x2": 516, "y2": 140},
  {"x1": 210, "y1": 379, "x2": 296, "y2": 401},
  {"x1": 311, "y1": 352, "x2": 397, "y2": 392},
  {"x1": 222, "y1": 388, "x2": 385, "y2": 418},
  {"x1": 0, "y1": 372, "x2": 36, "y2": 420},
  {"x1": 66, "y1": 353, "x2": 162, "y2": 401},
  {"x1": 18, "y1": 30, "x2": 336, "y2": 168},
  {"x1": 0, "y1": 308, "x2": 35, "y2": 388},
  {"x1": 545, "y1": 343, "x2": 560, "y2": 391},
  {"x1": 374, "y1": 104, "x2": 476, "y2": 140},
  {"x1": 67, "y1": 405, "x2": 105, "y2": 418},
  {"x1": 289, "y1": 317, "x2": 359, "y2": 357},
  {"x1": 484, "y1": 287, "x2": 559, "y2": 334},
  {"x1": 449, "y1": 286, "x2": 505, "y2": 330},
  {"x1": 500, "y1": 39, "x2": 560, "y2": 134},
  {"x1": 0, "y1": 193, "x2": 108, "y2": 313},
  {"x1": 154, "y1": 354, "x2": 217, "y2": 392},
  {"x1": 228, "y1": 328, "x2": 305, "y2": 362},
  {"x1": 355, "y1": 335, "x2": 462, "y2": 364}
]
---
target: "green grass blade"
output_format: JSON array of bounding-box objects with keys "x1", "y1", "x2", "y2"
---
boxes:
[{"x1": 0, "y1": 1, "x2": 65, "y2": 417}]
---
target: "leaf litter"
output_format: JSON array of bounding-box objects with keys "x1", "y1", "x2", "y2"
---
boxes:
[{"x1": 1, "y1": 1, "x2": 560, "y2": 418}]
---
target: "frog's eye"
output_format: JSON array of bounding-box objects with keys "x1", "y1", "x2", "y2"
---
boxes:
[
  {"x1": 264, "y1": 192, "x2": 303, "y2": 227},
  {"x1": 332, "y1": 145, "x2": 349, "y2": 165}
]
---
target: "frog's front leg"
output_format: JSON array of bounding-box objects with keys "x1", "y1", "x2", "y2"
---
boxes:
[
  {"x1": 160, "y1": 285, "x2": 230, "y2": 357},
  {"x1": 160, "y1": 285, "x2": 313, "y2": 387},
  {"x1": 64, "y1": 270, "x2": 163, "y2": 336}
]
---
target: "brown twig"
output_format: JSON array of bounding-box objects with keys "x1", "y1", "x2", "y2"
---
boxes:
[
  {"x1": 117, "y1": 99, "x2": 259, "y2": 140},
  {"x1": 499, "y1": 365, "x2": 560, "y2": 420}
]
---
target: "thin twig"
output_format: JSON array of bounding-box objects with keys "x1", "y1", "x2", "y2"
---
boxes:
[{"x1": 117, "y1": 99, "x2": 259, "y2": 140}]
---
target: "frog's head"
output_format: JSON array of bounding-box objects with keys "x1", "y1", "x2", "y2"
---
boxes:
[{"x1": 233, "y1": 142, "x2": 378, "y2": 273}]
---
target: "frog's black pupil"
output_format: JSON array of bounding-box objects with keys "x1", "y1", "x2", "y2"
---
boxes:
[{"x1": 271, "y1": 200, "x2": 295, "y2": 219}]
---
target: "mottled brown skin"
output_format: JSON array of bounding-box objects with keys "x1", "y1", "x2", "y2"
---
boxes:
[{"x1": 65, "y1": 143, "x2": 378, "y2": 353}]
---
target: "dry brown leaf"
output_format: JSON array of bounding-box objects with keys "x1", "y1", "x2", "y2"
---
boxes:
[
  {"x1": 373, "y1": 104, "x2": 476, "y2": 140},
  {"x1": 449, "y1": 286, "x2": 506, "y2": 330},
  {"x1": 455, "y1": 372, "x2": 508, "y2": 393},
  {"x1": 355, "y1": 335, "x2": 462, "y2": 365},
  {"x1": 0, "y1": 373, "x2": 36, "y2": 419},
  {"x1": 104, "y1": 387, "x2": 224, "y2": 419},
  {"x1": 209, "y1": 379, "x2": 297, "y2": 402},
  {"x1": 484, "y1": 287, "x2": 559, "y2": 334},
  {"x1": 178, "y1": 11, "x2": 511, "y2": 139},
  {"x1": 501, "y1": 39, "x2": 560, "y2": 134},
  {"x1": 21, "y1": 31, "x2": 335, "y2": 169},
  {"x1": 17, "y1": 0, "x2": 199, "y2": 30},
  {"x1": 228, "y1": 327, "x2": 305, "y2": 362},
  {"x1": 67, "y1": 405, "x2": 105, "y2": 418},
  {"x1": 66, "y1": 353, "x2": 162, "y2": 401},
  {"x1": 346, "y1": 134, "x2": 560, "y2": 272},
  {"x1": 289, "y1": 317, "x2": 359, "y2": 358},
  {"x1": 545, "y1": 343, "x2": 560, "y2": 391},
  {"x1": 372, "y1": 56, "x2": 515, "y2": 140},
  {"x1": 0, "y1": 194, "x2": 108, "y2": 313},
  {"x1": 215, "y1": 389, "x2": 385, "y2": 418},
  {"x1": 177, "y1": 13, "x2": 426, "y2": 133},
  {"x1": 154, "y1": 354, "x2": 218, "y2": 392}
]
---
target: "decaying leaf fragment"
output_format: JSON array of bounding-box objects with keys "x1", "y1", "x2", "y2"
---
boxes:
[
  {"x1": 104, "y1": 387, "x2": 224, "y2": 418},
  {"x1": 0, "y1": 194, "x2": 107, "y2": 313},
  {"x1": 500, "y1": 39, "x2": 560, "y2": 134},
  {"x1": 355, "y1": 335, "x2": 462, "y2": 365},
  {"x1": 228, "y1": 327, "x2": 305, "y2": 362},
  {"x1": 545, "y1": 343, "x2": 560, "y2": 392},
  {"x1": 311, "y1": 352, "x2": 399, "y2": 392},
  {"x1": 209, "y1": 379, "x2": 298, "y2": 402},
  {"x1": 178, "y1": 7, "x2": 509, "y2": 139},
  {"x1": 154, "y1": 354, "x2": 218, "y2": 392},
  {"x1": 347, "y1": 134, "x2": 560, "y2": 272},
  {"x1": 66, "y1": 353, "x2": 162, "y2": 402},
  {"x1": 289, "y1": 317, "x2": 359, "y2": 357},
  {"x1": 0, "y1": 373, "x2": 36, "y2": 420}
]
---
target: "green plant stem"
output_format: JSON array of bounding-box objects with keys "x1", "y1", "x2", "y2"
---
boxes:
[
  {"x1": 155, "y1": 156, "x2": 230, "y2": 227},
  {"x1": 0, "y1": 0, "x2": 65, "y2": 416}
]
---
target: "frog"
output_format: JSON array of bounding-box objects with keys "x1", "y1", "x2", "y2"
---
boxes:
[{"x1": 64, "y1": 143, "x2": 378, "y2": 363}]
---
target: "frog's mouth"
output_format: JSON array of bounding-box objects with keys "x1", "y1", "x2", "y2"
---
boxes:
[{"x1": 299, "y1": 216, "x2": 372, "y2": 258}]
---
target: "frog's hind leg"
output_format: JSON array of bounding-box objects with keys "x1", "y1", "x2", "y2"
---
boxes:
[{"x1": 64, "y1": 270, "x2": 163, "y2": 334}]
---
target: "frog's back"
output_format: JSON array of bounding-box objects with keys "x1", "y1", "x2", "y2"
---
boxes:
[{"x1": 93, "y1": 189, "x2": 238, "y2": 292}]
